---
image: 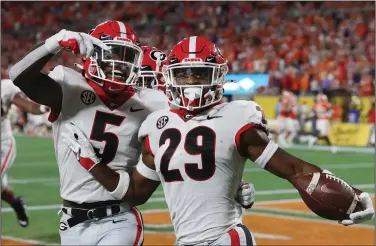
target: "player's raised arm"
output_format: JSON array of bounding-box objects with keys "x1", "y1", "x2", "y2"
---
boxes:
[
  {"x1": 238, "y1": 107, "x2": 374, "y2": 225},
  {"x1": 9, "y1": 29, "x2": 109, "y2": 113},
  {"x1": 9, "y1": 40, "x2": 62, "y2": 112},
  {"x1": 62, "y1": 122, "x2": 160, "y2": 206}
]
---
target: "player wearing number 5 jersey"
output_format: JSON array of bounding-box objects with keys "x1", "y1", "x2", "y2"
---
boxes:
[
  {"x1": 9, "y1": 21, "x2": 169, "y2": 245},
  {"x1": 62, "y1": 36, "x2": 374, "y2": 246}
]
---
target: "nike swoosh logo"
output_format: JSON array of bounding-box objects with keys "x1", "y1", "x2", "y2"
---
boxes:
[
  {"x1": 207, "y1": 115, "x2": 223, "y2": 120},
  {"x1": 108, "y1": 87, "x2": 120, "y2": 91},
  {"x1": 112, "y1": 219, "x2": 127, "y2": 224},
  {"x1": 130, "y1": 107, "x2": 144, "y2": 112},
  {"x1": 141, "y1": 65, "x2": 149, "y2": 70}
]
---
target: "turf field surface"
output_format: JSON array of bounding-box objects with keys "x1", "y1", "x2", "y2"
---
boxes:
[{"x1": 1, "y1": 135, "x2": 374, "y2": 245}]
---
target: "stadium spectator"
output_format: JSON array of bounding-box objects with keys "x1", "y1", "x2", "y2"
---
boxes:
[
  {"x1": 332, "y1": 101, "x2": 344, "y2": 123},
  {"x1": 1, "y1": 1, "x2": 374, "y2": 131},
  {"x1": 369, "y1": 101, "x2": 375, "y2": 124},
  {"x1": 1, "y1": 2, "x2": 374, "y2": 98}
]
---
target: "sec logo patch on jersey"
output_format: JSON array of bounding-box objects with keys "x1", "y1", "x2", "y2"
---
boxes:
[
  {"x1": 81, "y1": 90, "x2": 96, "y2": 105},
  {"x1": 156, "y1": 116, "x2": 169, "y2": 129}
]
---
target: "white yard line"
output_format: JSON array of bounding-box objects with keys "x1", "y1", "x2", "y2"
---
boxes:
[
  {"x1": 245, "y1": 211, "x2": 374, "y2": 229},
  {"x1": 8, "y1": 177, "x2": 59, "y2": 184},
  {"x1": 288, "y1": 144, "x2": 374, "y2": 153},
  {"x1": 253, "y1": 206, "x2": 314, "y2": 216},
  {"x1": 252, "y1": 232, "x2": 290, "y2": 240},
  {"x1": 1, "y1": 235, "x2": 59, "y2": 245},
  {"x1": 1, "y1": 204, "x2": 62, "y2": 213},
  {"x1": 144, "y1": 224, "x2": 172, "y2": 228},
  {"x1": 244, "y1": 162, "x2": 374, "y2": 173},
  {"x1": 12, "y1": 162, "x2": 55, "y2": 167}
]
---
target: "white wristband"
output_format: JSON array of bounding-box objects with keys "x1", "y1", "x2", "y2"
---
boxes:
[
  {"x1": 109, "y1": 171, "x2": 130, "y2": 200},
  {"x1": 39, "y1": 105, "x2": 47, "y2": 113},
  {"x1": 136, "y1": 160, "x2": 160, "y2": 181},
  {"x1": 254, "y1": 141, "x2": 279, "y2": 168}
]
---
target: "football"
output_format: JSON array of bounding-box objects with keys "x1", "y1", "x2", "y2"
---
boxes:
[{"x1": 293, "y1": 172, "x2": 362, "y2": 221}]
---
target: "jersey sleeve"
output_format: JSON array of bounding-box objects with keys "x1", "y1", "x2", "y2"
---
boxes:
[
  {"x1": 234, "y1": 100, "x2": 269, "y2": 157},
  {"x1": 138, "y1": 115, "x2": 154, "y2": 156},
  {"x1": 47, "y1": 65, "x2": 65, "y2": 85},
  {"x1": 47, "y1": 65, "x2": 65, "y2": 123}
]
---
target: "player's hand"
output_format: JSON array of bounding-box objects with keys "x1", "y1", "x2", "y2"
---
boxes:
[
  {"x1": 62, "y1": 122, "x2": 101, "y2": 171},
  {"x1": 45, "y1": 29, "x2": 110, "y2": 58},
  {"x1": 236, "y1": 181, "x2": 255, "y2": 209},
  {"x1": 339, "y1": 192, "x2": 374, "y2": 226},
  {"x1": 39, "y1": 105, "x2": 50, "y2": 114}
]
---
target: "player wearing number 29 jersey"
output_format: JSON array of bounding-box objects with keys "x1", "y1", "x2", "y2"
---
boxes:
[
  {"x1": 137, "y1": 100, "x2": 263, "y2": 244},
  {"x1": 9, "y1": 21, "x2": 168, "y2": 245},
  {"x1": 59, "y1": 36, "x2": 374, "y2": 246}
]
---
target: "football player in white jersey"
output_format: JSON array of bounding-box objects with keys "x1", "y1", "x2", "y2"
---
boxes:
[
  {"x1": 1, "y1": 79, "x2": 49, "y2": 227},
  {"x1": 9, "y1": 21, "x2": 171, "y2": 245},
  {"x1": 135, "y1": 45, "x2": 256, "y2": 211},
  {"x1": 62, "y1": 36, "x2": 373, "y2": 245}
]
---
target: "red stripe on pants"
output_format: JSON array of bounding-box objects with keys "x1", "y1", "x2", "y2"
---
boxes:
[
  {"x1": 131, "y1": 207, "x2": 142, "y2": 246},
  {"x1": 228, "y1": 228, "x2": 240, "y2": 245},
  {"x1": 1, "y1": 137, "x2": 14, "y2": 175}
]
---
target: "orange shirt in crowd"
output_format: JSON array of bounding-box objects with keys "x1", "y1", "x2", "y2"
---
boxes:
[
  {"x1": 300, "y1": 73, "x2": 310, "y2": 92},
  {"x1": 291, "y1": 76, "x2": 300, "y2": 92}
]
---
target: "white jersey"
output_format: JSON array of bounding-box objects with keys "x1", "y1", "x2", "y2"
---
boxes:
[
  {"x1": 138, "y1": 100, "x2": 268, "y2": 244},
  {"x1": 1, "y1": 79, "x2": 22, "y2": 139},
  {"x1": 48, "y1": 66, "x2": 168, "y2": 203}
]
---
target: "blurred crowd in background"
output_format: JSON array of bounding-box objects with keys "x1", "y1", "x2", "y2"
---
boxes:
[{"x1": 1, "y1": 1, "x2": 375, "y2": 137}]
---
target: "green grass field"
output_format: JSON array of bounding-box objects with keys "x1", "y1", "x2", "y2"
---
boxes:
[{"x1": 1, "y1": 135, "x2": 374, "y2": 244}]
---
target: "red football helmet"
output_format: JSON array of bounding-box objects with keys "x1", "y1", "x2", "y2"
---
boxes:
[
  {"x1": 82, "y1": 21, "x2": 143, "y2": 95},
  {"x1": 136, "y1": 46, "x2": 167, "y2": 91},
  {"x1": 163, "y1": 36, "x2": 228, "y2": 111}
]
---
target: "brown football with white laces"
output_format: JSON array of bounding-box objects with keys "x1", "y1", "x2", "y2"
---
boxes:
[{"x1": 293, "y1": 172, "x2": 362, "y2": 220}]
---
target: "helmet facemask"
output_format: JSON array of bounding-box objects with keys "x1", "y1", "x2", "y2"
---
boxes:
[
  {"x1": 87, "y1": 40, "x2": 142, "y2": 92},
  {"x1": 164, "y1": 62, "x2": 228, "y2": 111},
  {"x1": 135, "y1": 70, "x2": 163, "y2": 89}
]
